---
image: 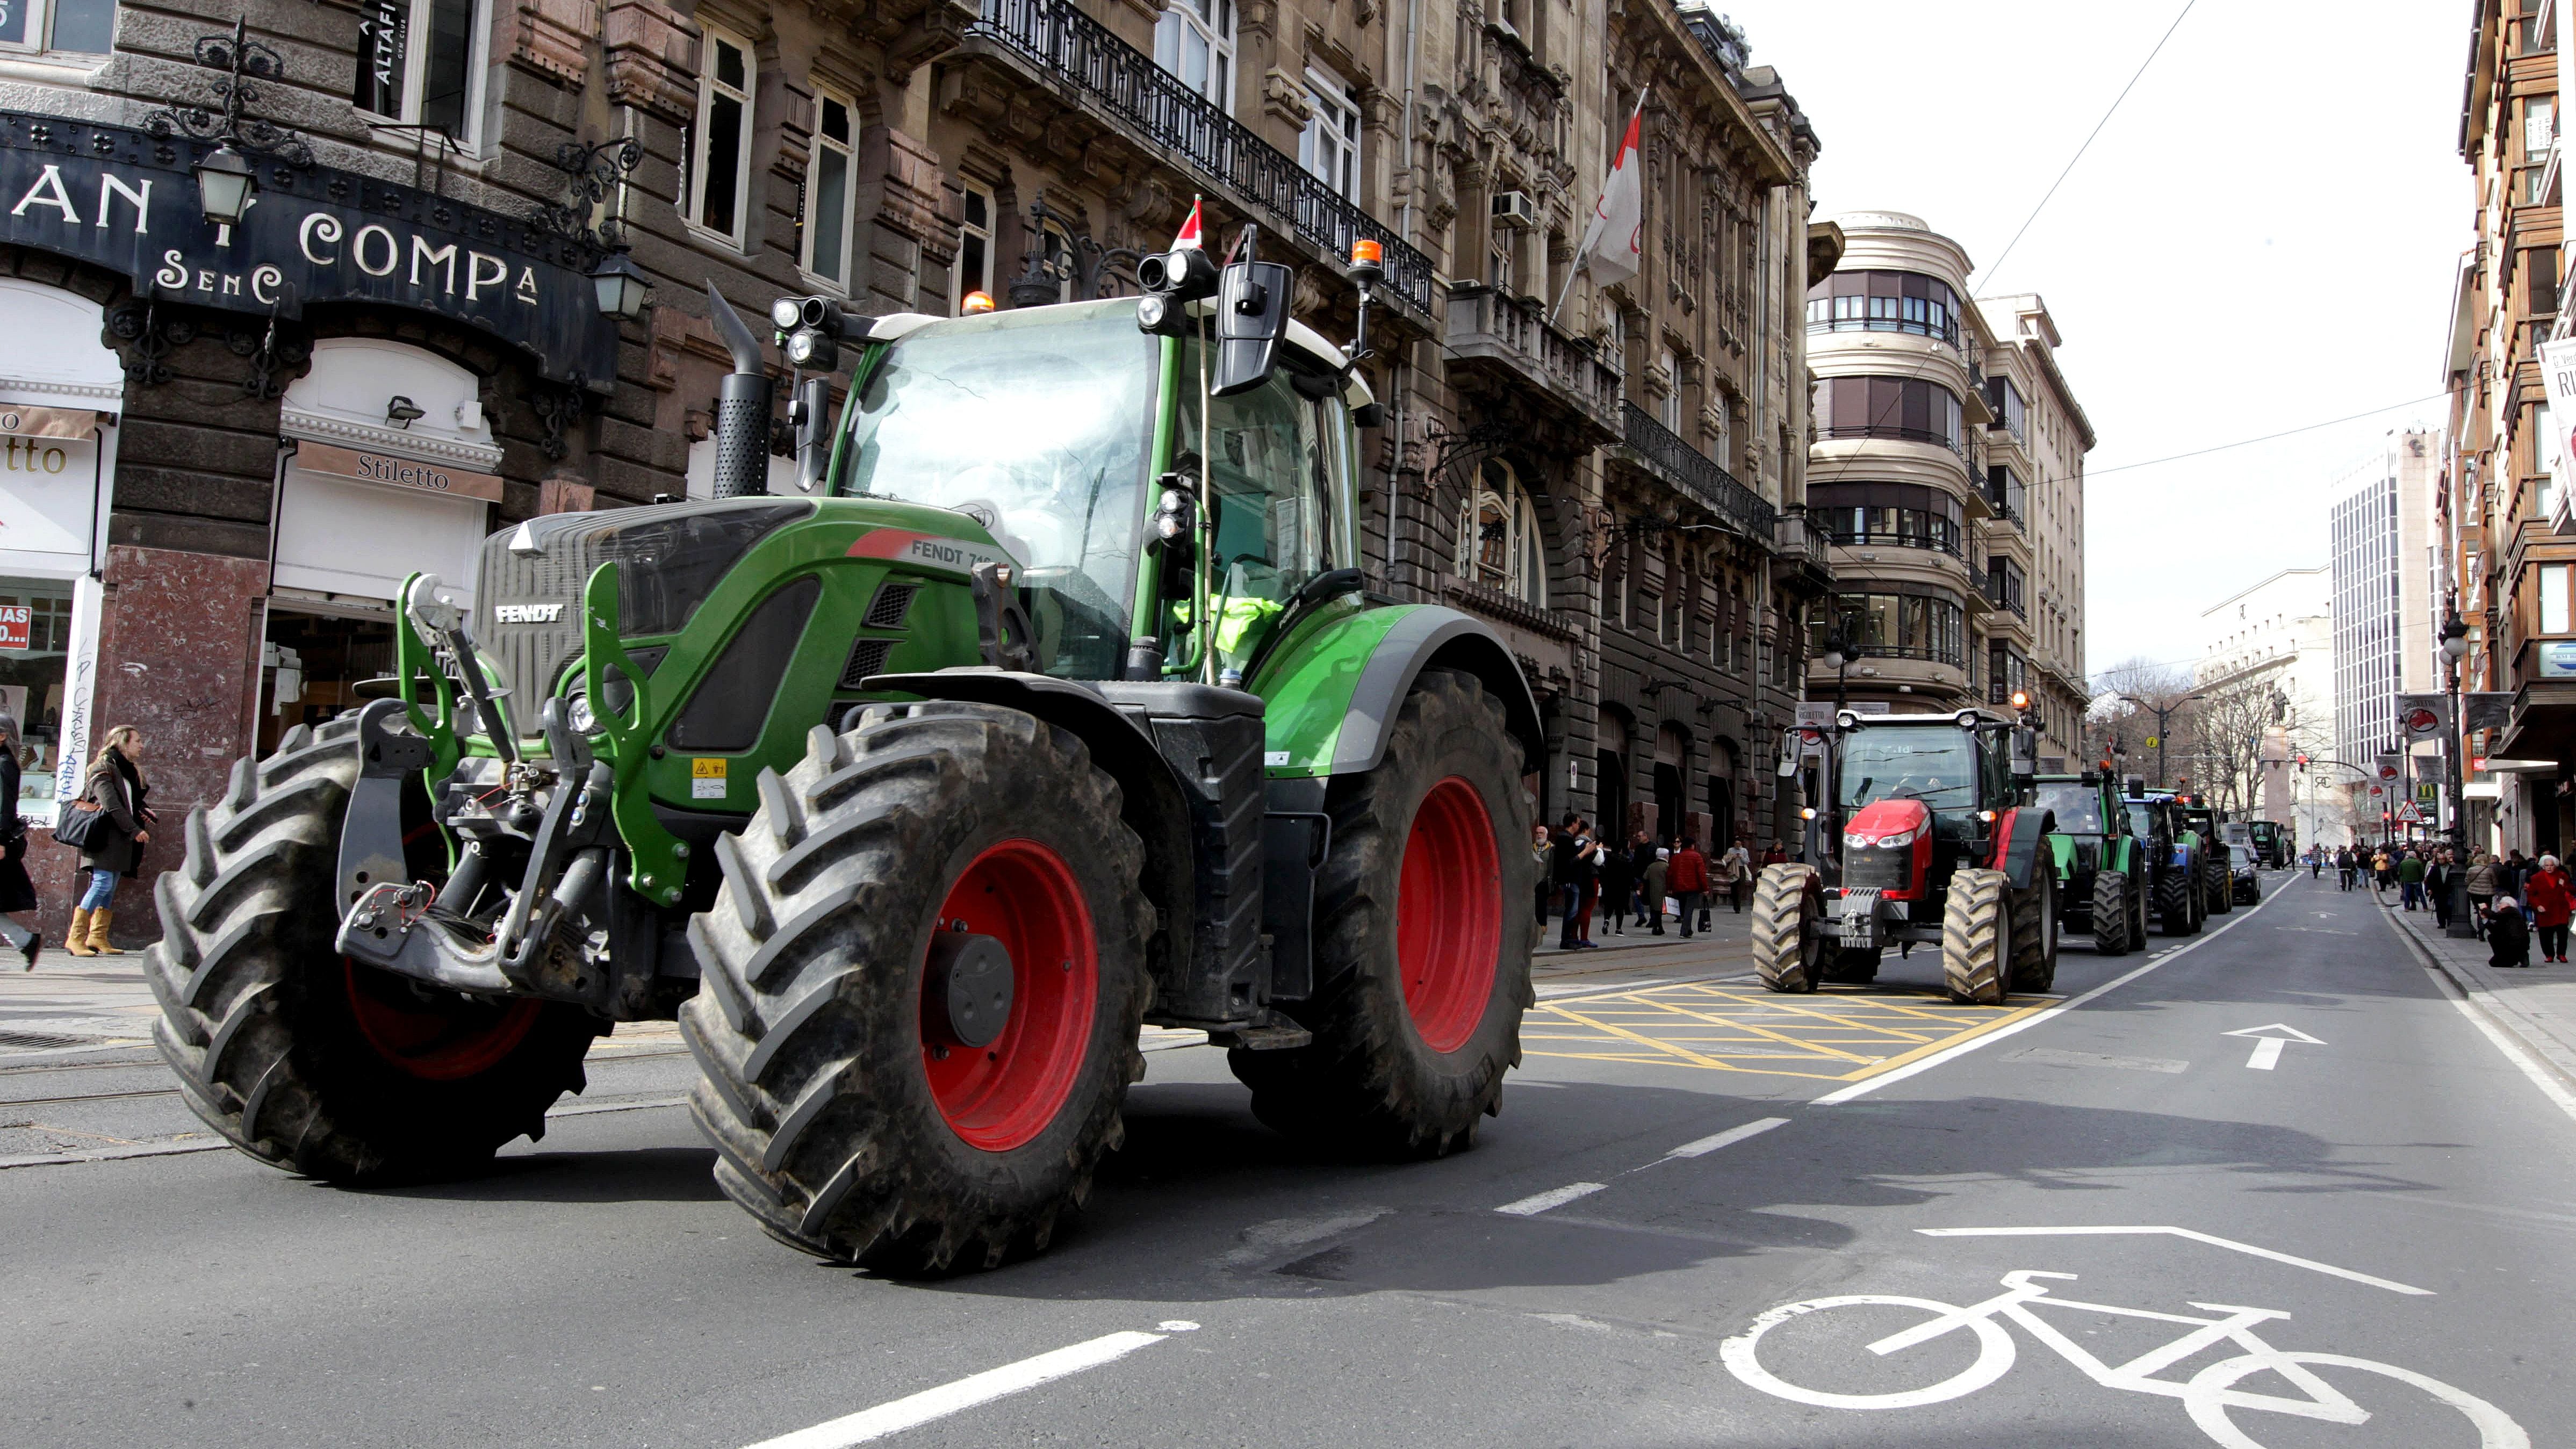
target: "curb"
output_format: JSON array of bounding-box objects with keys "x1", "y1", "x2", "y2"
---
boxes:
[{"x1": 2377, "y1": 901, "x2": 2576, "y2": 1098}]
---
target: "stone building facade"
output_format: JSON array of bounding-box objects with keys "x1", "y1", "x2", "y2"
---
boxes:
[
  {"x1": 1802, "y1": 210, "x2": 2091, "y2": 766},
  {"x1": 0, "y1": 0, "x2": 1829, "y2": 941}
]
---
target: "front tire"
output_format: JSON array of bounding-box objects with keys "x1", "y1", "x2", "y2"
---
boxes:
[
  {"x1": 2155, "y1": 868, "x2": 2194, "y2": 936},
  {"x1": 683, "y1": 704, "x2": 1152, "y2": 1274},
  {"x1": 2204, "y1": 855, "x2": 2233, "y2": 914},
  {"x1": 1751, "y1": 864, "x2": 1825, "y2": 993},
  {"x1": 1228, "y1": 669, "x2": 1534, "y2": 1158},
  {"x1": 1942, "y1": 868, "x2": 2011, "y2": 1005},
  {"x1": 2091, "y1": 870, "x2": 2133, "y2": 956},
  {"x1": 146, "y1": 719, "x2": 600, "y2": 1183}
]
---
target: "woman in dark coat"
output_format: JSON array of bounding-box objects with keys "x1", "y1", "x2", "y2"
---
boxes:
[
  {"x1": 68, "y1": 724, "x2": 149, "y2": 957},
  {"x1": 0, "y1": 712, "x2": 40, "y2": 968},
  {"x1": 2489, "y1": 895, "x2": 2532, "y2": 968}
]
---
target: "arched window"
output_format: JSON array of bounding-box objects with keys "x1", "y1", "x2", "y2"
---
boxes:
[{"x1": 1457, "y1": 459, "x2": 1546, "y2": 607}]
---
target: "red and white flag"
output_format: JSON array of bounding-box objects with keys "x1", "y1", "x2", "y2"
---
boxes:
[
  {"x1": 1574, "y1": 92, "x2": 1647, "y2": 291},
  {"x1": 1172, "y1": 199, "x2": 1204, "y2": 251}
]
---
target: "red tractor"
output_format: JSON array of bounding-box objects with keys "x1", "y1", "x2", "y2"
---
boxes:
[{"x1": 1751, "y1": 706, "x2": 2062, "y2": 1004}]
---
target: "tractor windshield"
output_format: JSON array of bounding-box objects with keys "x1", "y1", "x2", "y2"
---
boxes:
[
  {"x1": 2034, "y1": 782, "x2": 2105, "y2": 834},
  {"x1": 839, "y1": 300, "x2": 1156, "y2": 677},
  {"x1": 2125, "y1": 804, "x2": 2157, "y2": 838},
  {"x1": 1839, "y1": 727, "x2": 1980, "y2": 811}
]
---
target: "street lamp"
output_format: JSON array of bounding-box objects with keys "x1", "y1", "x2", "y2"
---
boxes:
[
  {"x1": 588, "y1": 247, "x2": 651, "y2": 321},
  {"x1": 2119, "y1": 690, "x2": 2206, "y2": 791},
  {"x1": 2442, "y1": 609, "x2": 2476, "y2": 938},
  {"x1": 193, "y1": 144, "x2": 255, "y2": 226}
]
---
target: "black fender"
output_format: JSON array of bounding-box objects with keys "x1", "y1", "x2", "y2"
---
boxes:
[
  {"x1": 1996, "y1": 808, "x2": 2056, "y2": 891},
  {"x1": 864, "y1": 669, "x2": 1197, "y2": 989},
  {"x1": 1333, "y1": 607, "x2": 1545, "y2": 776}
]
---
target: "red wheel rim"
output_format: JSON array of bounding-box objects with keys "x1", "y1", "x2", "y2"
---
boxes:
[
  {"x1": 920, "y1": 839, "x2": 1099, "y2": 1152},
  {"x1": 343, "y1": 959, "x2": 543, "y2": 1082},
  {"x1": 1396, "y1": 776, "x2": 1503, "y2": 1054}
]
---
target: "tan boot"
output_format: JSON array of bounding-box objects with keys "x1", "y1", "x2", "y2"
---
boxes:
[
  {"x1": 86, "y1": 907, "x2": 124, "y2": 956},
  {"x1": 63, "y1": 908, "x2": 95, "y2": 957}
]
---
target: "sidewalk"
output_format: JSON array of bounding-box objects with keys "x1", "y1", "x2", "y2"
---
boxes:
[
  {"x1": 0, "y1": 960, "x2": 159, "y2": 1054},
  {"x1": 2384, "y1": 899, "x2": 2576, "y2": 1090}
]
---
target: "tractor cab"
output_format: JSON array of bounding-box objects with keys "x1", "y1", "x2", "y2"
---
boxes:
[{"x1": 2035, "y1": 772, "x2": 2146, "y2": 956}]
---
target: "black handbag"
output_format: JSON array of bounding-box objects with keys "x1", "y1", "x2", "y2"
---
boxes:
[{"x1": 52, "y1": 794, "x2": 103, "y2": 850}]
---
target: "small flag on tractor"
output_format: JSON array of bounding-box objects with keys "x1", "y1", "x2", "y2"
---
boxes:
[{"x1": 1172, "y1": 199, "x2": 1204, "y2": 251}]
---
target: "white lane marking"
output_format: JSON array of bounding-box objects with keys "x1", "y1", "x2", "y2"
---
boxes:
[
  {"x1": 1915, "y1": 1226, "x2": 2433, "y2": 1295},
  {"x1": 1665, "y1": 1115, "x2": 1790, "y2": 1159},
  {"x1": 1812, "y1": 885, "x2": 2285, "y2": 1107},
  {"x1": 1494, "y1": 1181, "x2": 1608, "y2": 1216},
  {"x1": 2377, "y1": 903, "x2": 2576, "y2": 1126},
  {"x1": 742, "y1": 1330, "x2": 1170, "y2": 1449}
]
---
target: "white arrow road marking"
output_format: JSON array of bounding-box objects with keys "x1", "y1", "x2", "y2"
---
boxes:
[
  {"x1": 2224, "y1": 1023, "x2": 2325, "y2": 1071},
  {"x1": 1916, "y1": 1226, "x2": 2431, "y2": 1294},
  {"x1": 742, "y1": 1327, "x2": 1185, "y2": 1448}
]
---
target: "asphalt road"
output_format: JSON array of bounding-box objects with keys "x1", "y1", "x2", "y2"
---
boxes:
[{"x1": 3, "y1": 871, "x2": 2567, "y2": 1448}]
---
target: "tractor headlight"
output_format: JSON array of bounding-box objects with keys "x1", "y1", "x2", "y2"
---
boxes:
[
  {"x1": 566, "y1": 692, "x2": 598, "y2": 736},
  {"x1": 1874, "y1": 827, "x2": 1918, "y2": 849}
]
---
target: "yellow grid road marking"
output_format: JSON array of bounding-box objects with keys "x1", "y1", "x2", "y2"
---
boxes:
[{"x1": 1525, "y1": 978, "x2": 2055, "y2": 1083}]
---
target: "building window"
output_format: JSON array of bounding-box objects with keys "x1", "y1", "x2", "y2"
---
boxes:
[
  {"x1": 1804, "y1": 269, "x2": 1960, "y2": 348},
  {"x1": 955, "y1": 185, "x2": 994, "y2": 314},
  {"x1": 2524, "y1": 93, "x2": 2557, "y2": 163},
  {"x1": 1985, "y1": 464, "x2": 2025, "y2": 525},
  {"x1": 1812, "y1": 588, "x2": 1966, "y2": 668},
  {"x1": 802, "y1": 92, "x2": 857, "y2": 288},
  {"x1": 683, "y1": 28, "x2": 755, "y2": 244},
  {"x1": 1817, "y1": 377, "x2": 1965, "y2": 453},
  {"x1": 2542, "y1": 562, "x2": 2573, "y2": 635},
  {"x1": 1153, "y1": 0, "x2": 1235, "y2": 109},
  {"x1": 351, "y1": 0, "x2": 483, "y2": 140},
  {"x1": 1457, "y1": 459, "x2": 1546, "y2": 607},
  {"x1": 1985, "y1": 374, "x2": 2027, "y2": 440},
  {"x1": 1808, "y1": 481, "x2": 1963, "y2": 555},
  {"x1": 2531, "y1": 246, "x2": 2560, "y2": 316},
  {"x1": 1657, "y1": 348, "x2": 1681, "y2": 432},
  {"x1": 1300, "y1": 66, "x2": 1361, "y2": 200}
]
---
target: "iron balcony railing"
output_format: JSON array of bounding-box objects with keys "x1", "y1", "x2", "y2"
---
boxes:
[
  {"x1": 968, "y1": 0, "x2": 1433, "y2": 312},
  {"x1": 1621, "y1": 402, "x2": 1778, "y2": 543},
  {"x1": 1823, "y1": 526, "x2": 1962, "y2": 559}
]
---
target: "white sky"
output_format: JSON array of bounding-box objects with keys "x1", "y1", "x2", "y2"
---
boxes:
[{"x1": 1737, "y1": 0, "x2": 2469, "y2": 679}]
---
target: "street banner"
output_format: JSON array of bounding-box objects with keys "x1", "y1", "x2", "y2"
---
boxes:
[
  {"x1": 2463, "y1": 691, "x2": 2516, "y2": 735},
  {"x1": 2542, "y1": 338, "x2": 2576, "y2": 496},
  {"x1": 2413, "y1": 753, "x2": 2445, "y2": 783},
  {"x1": 2397, "y1": 695, "x2": 2450, "y2": 738},
  {"x1": 2374, "y1": 752, "x2": 2404, "y2": 783}
]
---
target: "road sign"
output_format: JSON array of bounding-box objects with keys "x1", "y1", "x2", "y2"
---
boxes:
[
  {"x1": 2145, "y1": 735, "x2": 2160, "y2": 749},
  {"x1": 2394, "y1": 801, "x2": 2423, "y2": 824}
]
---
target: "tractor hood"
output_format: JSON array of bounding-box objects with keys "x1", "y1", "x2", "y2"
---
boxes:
[{"x1": 1844, "y1": 798, "x2": 1931, "y2": 849}]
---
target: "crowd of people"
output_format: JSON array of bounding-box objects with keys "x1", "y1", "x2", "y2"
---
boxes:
[
  {"x1": 1533, "y1": 816, "x2": 1790, "y2": 949},
  {"x1": 2313, "y1": 839, "x2": 2575, "y2": 969}
]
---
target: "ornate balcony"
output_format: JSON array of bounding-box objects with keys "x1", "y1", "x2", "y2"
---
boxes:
[
  {"x1": 1618, "y1": 402, "x2": 1778, "y2": 543},
  {"x1": 955, "y1": 0, "x2": 1434, "y2": 317},
  {"x1": 1771, "y1": 507, "x2": 1834, "y2": 594},
  {"x1": 1445, "y1": 284, "x2": 1624, "y2": 441}
]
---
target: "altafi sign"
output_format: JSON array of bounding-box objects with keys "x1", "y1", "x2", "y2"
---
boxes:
[{"x1": 0, "y1": 110, "x2": 614, "y2": 391}]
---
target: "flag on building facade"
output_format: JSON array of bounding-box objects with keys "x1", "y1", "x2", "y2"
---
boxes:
[{"x1": 1553, "y1": 91, "x2": 1648, "y2": 320}]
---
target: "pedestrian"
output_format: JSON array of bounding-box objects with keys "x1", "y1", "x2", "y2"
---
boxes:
[
  {"x1": 1550, "y1": 814, "x2": 1585, "y2": 949},
  {"x1": 2310, "y1": 846, "x2": 2323, "y2": 881},
  {"x1": 1570, "y1": 821, "x2": 1602, "y2": 948},
  {"x1": 2336, "y1": 846, "x2": 2356, "y2": 892},
  {"x1": 1598, "y1": 827, "x2": 1634, "y2": 938},
  {"x1": 1641, "y1": 846, "x2": 1669, "y2": 935},
  {"x1": 2489, "y1": 895, "x2": 2532, "y2": 968},
  {"x1": 1722, "y1": 836, "x2": 1754, "y2": 914},
  {"x1": 1668, "y1": 837, "x2": 1709, "y2": 940},
  {"x1": 2428, "y1": 850, "x2": 2454, "y2": 931},
  {"x1": 66, "y1": 724, "x2": 150, "y2": 957},
  {"x1": 1761, "y1": 839, "x2": 1788, "y2": 868},
  {"x1": 2527, "y1": 855, "x2": 2573, "y2": 964},
  {"x1": 1629, "y1": 833, "x2": 1658, "y2": 926},
  {"x1": 2465, "y1": 851, "x2": 2500, "y2": 938},
  {"x1": 2371, "y1": 847, "x2": 2393, "y2": 899},
  {"x1": 2399, "y1": 849, "x2": 2426, "y2": 911},
  {"x1": 2505, "y1": 849, "x2": 2532, "y2": 909},
  {"x1": 0, "y1": 712, "x2": 41, "y2": 969},
  {"x1": 1530, "y1": 821, "x2": 1553, "y2": 927}
]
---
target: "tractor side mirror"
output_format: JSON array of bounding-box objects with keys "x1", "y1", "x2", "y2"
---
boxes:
[
  {"x1": 1212, "y1": 259, "x2": 1292, "y2": 396},
  {"x1": 2010, "y1": 726, "x2": 2039, "y2": 780}
]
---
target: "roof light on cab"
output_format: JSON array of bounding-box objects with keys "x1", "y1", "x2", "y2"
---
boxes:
[{"x1": 961, "y1": 290, "x2": 996, "y2": 314}]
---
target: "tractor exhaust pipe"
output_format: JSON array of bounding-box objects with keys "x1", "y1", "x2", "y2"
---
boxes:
[{"x1": 706, "y1": 281, "x2": 773, "y2": 499}]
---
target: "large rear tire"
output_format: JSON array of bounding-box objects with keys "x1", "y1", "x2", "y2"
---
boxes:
[
  {"x1": 2010, "y1": 869, "x2": 2057, "y2": 993},
  {"x1": 682, "y1": 704, "x2": 1152, "y2": 1274},
  {"x1": 1941, "y1": 868, "x2": 2010, "y2": 1005},
  {"x1": 2204, "y1": 855, "x2": 2233, "y2": 914},
  {"x1": 146, "y1": 718, "x2": 601, "y2": 1183},
  {"x1": 2091, "y1": 870, "x2": 2133, "y2": 956},
  {"x1": 1751, "y1": 864, "x2": 1824, "y2": 993},
  {"x1": 1227, "y1": 669, "x2": 1533, "y2": 1159}
]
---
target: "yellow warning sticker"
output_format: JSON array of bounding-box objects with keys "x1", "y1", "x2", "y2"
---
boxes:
[{"x1": 690, "y1": 757, "x2": 726, "y2": 799}]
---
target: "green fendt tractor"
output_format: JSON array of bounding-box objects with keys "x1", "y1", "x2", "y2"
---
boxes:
[
  {"x1": 146, "y1": 233, "x2": 1545, "y2": 1274},
  {"x1": 2121, "y1": 784, "x2": 2206, "y2": 935},
  {"x1": 2171, "y1": 794, "x2": 2232, "y2": 915},
  {"x1": 2033, "y1": 772, "x2": 2147, "y2": 956},
  {"x1": 1750, "y1": 706, "x2": 2063, "y2": 1003}
]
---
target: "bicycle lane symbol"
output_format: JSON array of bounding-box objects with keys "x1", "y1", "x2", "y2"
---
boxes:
[{"x1": 1719, "y1": 1266, "x2": 2530, "y2": 1447}]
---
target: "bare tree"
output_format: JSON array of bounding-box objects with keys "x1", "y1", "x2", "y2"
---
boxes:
[{"x1": 2089, "y1": 658, "x2": 2204, "y2": 788}]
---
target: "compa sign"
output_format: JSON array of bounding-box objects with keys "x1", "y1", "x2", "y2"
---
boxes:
[{"x1": 0, "y1": 111, "x2": 614, "y2": 391}]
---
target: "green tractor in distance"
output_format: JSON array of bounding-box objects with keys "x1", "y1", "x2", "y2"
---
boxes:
[
  {"x1": 2033, "y1": 772, "x2": 2148, "y2": 956},
  {"x1": 2121, "y1": 783, "x2": 2206, "y2": 936},
  {"x1": 2170, "y1": 793, "x2": 2232, "y2": 915},
  {"x1": 2245, "y1": 818, "x2": 2287, "y2": 869},
  {"x1": 146, "y1": 232, "x2": 1546, "y2": 1275},
  {"x1": 1750, "y1": 706, "x2": 2063, "y2": 1003}
]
